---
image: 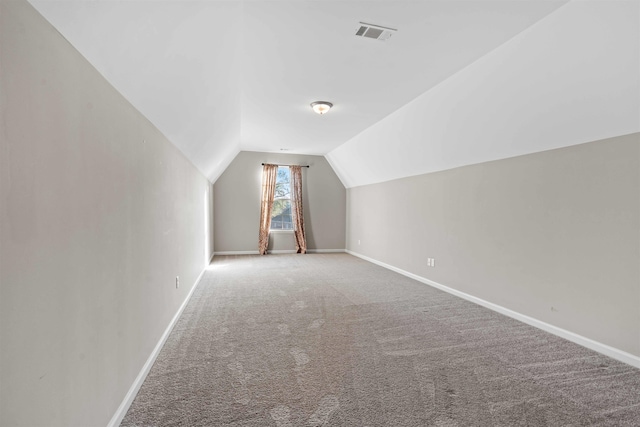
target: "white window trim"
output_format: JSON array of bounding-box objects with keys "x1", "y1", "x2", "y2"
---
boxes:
[{"x1": 270, "y1": 166, "x2": 293, "y2": 232}]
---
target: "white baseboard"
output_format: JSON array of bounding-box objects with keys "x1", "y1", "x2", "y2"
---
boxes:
[
  {"x1": 107, "y1": 266, "x2": 207, "y2": 427},
  {"x1": 346, "y1": 250, "x2": 640, "y2": 369},
  {"x1": 214, "y1": 250, "x2": 260, "y2": 256},
  {"x1": 271, "y1": 249, "x2": 346, "y2": 254},
  {"x1": 214, "y1": 249, "x2": 345, "y2": 256}
]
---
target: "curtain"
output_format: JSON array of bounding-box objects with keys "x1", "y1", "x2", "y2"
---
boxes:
[
  {"x1": 258, "y1": 164, "x2": 278, "y2": 255},
  {"x1": 290, "y1": 165, "x2": 307, "y2": 254}
]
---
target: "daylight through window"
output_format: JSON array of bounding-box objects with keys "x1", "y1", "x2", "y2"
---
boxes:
[{"x1": 271, "y1": 167, "x2": 293, "y2": 230}]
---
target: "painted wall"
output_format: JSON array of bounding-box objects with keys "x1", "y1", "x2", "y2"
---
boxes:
[
  {"x1": 214, "y1": 151, "x2": 345, "y2": 253},
  {"x1": 0, "y1": 1, "x2": 212, "y2": 426},
  {"x1": 347, "y1": 133, "x2": 640, "y2": 357}
]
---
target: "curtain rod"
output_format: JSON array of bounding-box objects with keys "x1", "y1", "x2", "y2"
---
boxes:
[{"x1": 261, "y1": 163, "x2": 310, "y2": 168}]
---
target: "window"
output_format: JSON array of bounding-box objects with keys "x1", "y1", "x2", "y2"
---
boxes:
[{"x1": 271, "y1": 167, "x2": 293, "y2": 230}]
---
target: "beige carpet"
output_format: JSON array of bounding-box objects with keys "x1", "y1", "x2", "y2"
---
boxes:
[{"x1": 121, "y1": 253, "x2": 640, "y2": 426}]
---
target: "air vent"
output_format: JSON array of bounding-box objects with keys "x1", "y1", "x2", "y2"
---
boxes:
[{"x1": 355, "y1": 22, "x2": 397, "y2": 41}]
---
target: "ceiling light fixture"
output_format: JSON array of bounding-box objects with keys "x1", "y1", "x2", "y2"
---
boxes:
[{"x1": 310, "y1": 101, "x2": 333, "y2": 115}]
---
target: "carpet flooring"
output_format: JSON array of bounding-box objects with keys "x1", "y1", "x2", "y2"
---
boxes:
[{"x1": 121, "y1": 253, "x2": 640, "y2": 426}]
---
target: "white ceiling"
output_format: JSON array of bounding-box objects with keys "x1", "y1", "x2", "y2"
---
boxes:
[{"x1": 28, "y1": 0, "x2": 581, "y2": 183}]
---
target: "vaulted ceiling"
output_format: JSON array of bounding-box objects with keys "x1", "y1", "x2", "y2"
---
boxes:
[{"x1": 29, "y1": 0, "x2": 639, "y2": 187}]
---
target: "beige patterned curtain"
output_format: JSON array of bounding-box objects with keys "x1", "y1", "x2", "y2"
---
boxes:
[
  {"x1": 290, "y1": 165, "x2": 307, "y2": 254},
  {"x1": 258, "y1": 164, "x2": 278, "y2": 255}
]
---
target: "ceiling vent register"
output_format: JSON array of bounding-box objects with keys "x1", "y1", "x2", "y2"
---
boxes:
[{"x1": 355, "y1": 22, "x2": 397, "y2": 41}]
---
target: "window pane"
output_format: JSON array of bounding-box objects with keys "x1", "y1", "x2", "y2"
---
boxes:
[
  {"x1": 271, "y1": 167, "x2": 292, "y2": 231},
  {"x1": 275, "y1": 167, "x2": 290, "y2": 199},
  {"x1": 272, "y1": 199, "x2": 289, "y2": 219}
]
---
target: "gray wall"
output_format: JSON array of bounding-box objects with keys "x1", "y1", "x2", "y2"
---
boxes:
[
  {"x1": 347, "y1": 133, "x2": 640, "y2": 357},
  {"x1": 214, "y1": 151, "x2": 345, "y2": 253},
  {"x1": 0, "y1": 1, "x2": 212, "y2": 426}
]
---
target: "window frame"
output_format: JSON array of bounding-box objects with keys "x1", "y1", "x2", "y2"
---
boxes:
[{"x1": 270, "y1": 166, "x2": 294, "y2": 231}]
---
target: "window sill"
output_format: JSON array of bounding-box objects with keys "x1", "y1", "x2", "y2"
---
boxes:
[{"x1": 270, "y1": 229, "x2": 294, "y2": 233}]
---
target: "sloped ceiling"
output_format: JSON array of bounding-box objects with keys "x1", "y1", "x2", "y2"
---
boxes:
[
  {"x1": 28, "y1": 0, "x2": 638, "y2": 187},
  {"x1": 327, "y1": 0, "x2": 640, "y2": 187}
]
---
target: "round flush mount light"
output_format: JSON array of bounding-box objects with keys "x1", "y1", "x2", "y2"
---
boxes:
[{"x1": 310, "y1": 101, "x2": 333, "y2": 115}]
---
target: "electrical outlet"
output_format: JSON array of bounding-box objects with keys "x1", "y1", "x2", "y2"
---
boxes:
[
  {"x1": 431, "y1": 258, "x2": 435, "y2": 267},
  {"x1": 176, "y1": 276, "x2": 179, "y2": 289},
  {"x1": 358, "y1": 239, "x2": 361, "y2": 245}
]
